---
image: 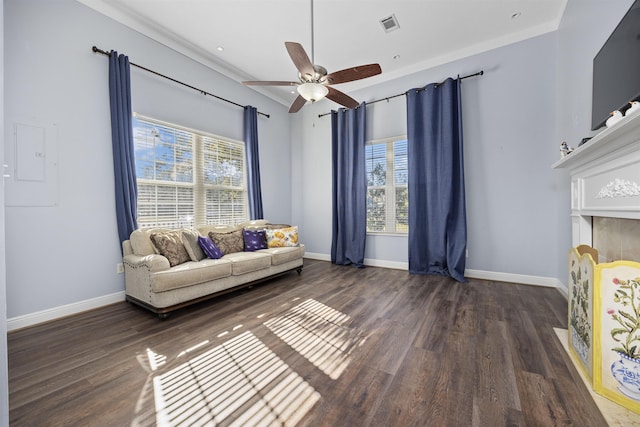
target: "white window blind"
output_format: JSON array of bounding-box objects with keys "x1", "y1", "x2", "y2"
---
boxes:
[
  {"x1": 365, "y1": 136, "x2": 408, "y2": 233},
  {"x1": 133, "y1": 114, "x2": 248, "y2": 229},
  {"x1": 202, "y1": 135, "x2": 247, "y2": 225}
]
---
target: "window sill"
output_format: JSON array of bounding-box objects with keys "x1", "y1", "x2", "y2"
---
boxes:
[{"x1": 366, "y1": 232, "x2": 408, "y2": 237}]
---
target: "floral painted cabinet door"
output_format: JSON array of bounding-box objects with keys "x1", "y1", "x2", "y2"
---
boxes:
[
  {"x1": 568, "y1": 247, "x2": 596, "y2": 380},
  {"x1": 594, "y1": 261, "x2": 640, "y2": 414}
]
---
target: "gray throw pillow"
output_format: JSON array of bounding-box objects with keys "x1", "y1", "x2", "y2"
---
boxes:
[{"x1": 181, "y1": 229, "x2": 207, "y2": 262}]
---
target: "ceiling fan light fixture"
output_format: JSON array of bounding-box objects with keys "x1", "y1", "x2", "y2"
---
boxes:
[{"x1": 297, "y1": 82, "x2": 329, "y2": 102}]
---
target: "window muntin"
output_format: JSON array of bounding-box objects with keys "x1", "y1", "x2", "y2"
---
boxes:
[
  {"x1": 133, "y1": 115, "x2": 248, "y2": 228},
  {"x1": 365, "y1": 136, "x2": 408, "y2": 233}
]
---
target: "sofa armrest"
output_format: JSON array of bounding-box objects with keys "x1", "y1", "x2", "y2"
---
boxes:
[
  {"x1": 123, "y1": 254, "x2": 171, "y2": 305},
  {"x1": 123, "y1": 254, "x2": 170, "y2": 272}
]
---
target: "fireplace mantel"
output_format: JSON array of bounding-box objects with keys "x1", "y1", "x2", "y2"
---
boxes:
[
  {"x1": 553, "y1": 112, "x2": 640, "y2": 247},
  {"x1": 553, "y1": 112, "x2": 640, "y2": 173}
]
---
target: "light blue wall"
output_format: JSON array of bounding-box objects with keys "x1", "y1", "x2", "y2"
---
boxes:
[
  {"x1": 3, "y1": 0, "x2": 291, "y2": 318},
  {"x1": 294, "y1": 32, "x2": 563, "y2": 282}
]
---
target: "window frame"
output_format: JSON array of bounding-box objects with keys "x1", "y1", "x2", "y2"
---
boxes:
[
  {"x1": 133, "y1": 113, "x2": 249, "y2": 229},
  {"x1": 365, "y1": 135, "x2": 408, "y2": 235}
]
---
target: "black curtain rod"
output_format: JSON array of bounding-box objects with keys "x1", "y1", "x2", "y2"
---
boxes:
[
  {"x1": 92, "y1": 46, "x2": 270, "y2": 118},
  {"x1": 318, "y1": 70, "x2": 484, "y2": 118}
]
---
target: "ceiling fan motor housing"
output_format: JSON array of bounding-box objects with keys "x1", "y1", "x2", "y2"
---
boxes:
[{"x1": 299, "y1": 65, "x2": 328, "y2": 84}]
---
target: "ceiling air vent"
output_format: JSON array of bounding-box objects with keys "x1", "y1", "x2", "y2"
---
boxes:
[{"x1": 380, "y1": 14, "x2": 400, "y2": 33}]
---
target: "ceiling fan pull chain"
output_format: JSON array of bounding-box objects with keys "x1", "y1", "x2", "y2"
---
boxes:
[{"x1": 310, "y1": 0, "x2": 315, "y2": 65}]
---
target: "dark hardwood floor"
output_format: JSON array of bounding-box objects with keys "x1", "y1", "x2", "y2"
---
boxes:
[{"x1": 8, "y1": 259, "x2": 608, "y2": 426}]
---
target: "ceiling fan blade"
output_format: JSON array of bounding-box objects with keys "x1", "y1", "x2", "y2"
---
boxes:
[
  {"x1": 285, "y1": 42, "x2": 315, "y2": 79},
  {"x1": 289, "y1": 95, "x2": 307, "y2": 113},
  {"x1": 242, "y1": 81, "x2": 298, "y2": 86},
  {"x1": 326, "y1": 64, "x2": 382, "y2": 85},
  {"x1": 326, "y1": 86, "x2": 360, "y2": 109}
]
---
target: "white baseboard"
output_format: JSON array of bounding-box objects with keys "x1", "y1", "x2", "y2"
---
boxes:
[
  {"x1": 556, "y1": 286, "x2": 569, "y2": 299},
  {"x1": 305, "y1": 254, "x2": 565, "y2": 290},
  {"x1": 305, "y1": 253, "x2": 408, "y2": 270},
  {"x1": 304, "y1": 252, "x2": 331, "y2": 262},
  {"x1": 364, "y1": 258, "x2": 408, "y2": 270},
  {"x1": 7, "y1": 291, "x2": 126, "y2": 331},
  {"x1": 464, "y1": 268, "x2": 565, "y2": 290}
]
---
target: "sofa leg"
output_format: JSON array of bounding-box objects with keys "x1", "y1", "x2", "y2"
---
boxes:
[
  {"x1": 158, "y1": 312, "x2": 170, "y2": 320},
  {"x1": 296, "y1": 267, "x2": 303, "y2": 275}
]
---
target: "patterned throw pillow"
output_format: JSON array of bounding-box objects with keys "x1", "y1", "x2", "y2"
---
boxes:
[
  {"x1": 243, "y1": 229, "x2": 268, "y2": 252},
  {"x1": 208, "y1": 229, "x2": 244, "y2": 255},
  {"x1": 150, "y1": 231, "x2": 191, "y2": 267},
  {"x1": 266, "y1": 226, "x2": 299, "y2": 248},
  {"x1": 198, "y1": 235, "x2": 223, "y2": 259}
]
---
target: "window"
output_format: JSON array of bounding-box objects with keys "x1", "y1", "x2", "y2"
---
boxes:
[
  {"x1": 133, "y1": 114, "x2": 248, "y2": 229},
  {"x1": 365, "y1": 136, "x2": 408, "y2": 233}
]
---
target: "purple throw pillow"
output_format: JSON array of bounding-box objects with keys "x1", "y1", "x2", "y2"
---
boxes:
[
  {"x1": 198, "y1": 235, "x2": 223, "y2": 259},
  {"x1": 243, "y1": 229, "x2": 268, "y2": 252}
]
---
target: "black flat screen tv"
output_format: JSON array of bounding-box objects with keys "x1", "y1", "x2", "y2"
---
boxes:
[{"x1": 592, "y1": 0, "x2": 640, "y2": 130}]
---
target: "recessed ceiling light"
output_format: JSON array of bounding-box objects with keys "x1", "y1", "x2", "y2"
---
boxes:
[
  {"x1": 511, "y1": 12, "x2": 522, "y2": 19},
  {"x1": 393, "y1": 54, "x2": 401, "y2": 60},
  {"x1": 217, "y1": 46, "x2": 224, "y2": 52}
]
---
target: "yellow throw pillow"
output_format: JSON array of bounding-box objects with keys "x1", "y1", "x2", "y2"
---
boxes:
[{"x1": 266, "y1": 226, "x2": 299, "y2": 248}]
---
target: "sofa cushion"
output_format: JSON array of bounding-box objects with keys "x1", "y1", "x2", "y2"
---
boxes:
[
  {"x1": 223, "y1": 251, "x2": 272, "y2": 275},
  {"x1": 243, "y1": 229, "x2": 268, "y2": 252},
  {"x1": 266, "y1": 226, "x2": 299, "y2": 248},
  {"x1": 150, "y1": 259, "x2": 232, "y2": 292},
  {"x1": 259, "y1": 245, "x2": 305, "y2": 266},
  {"x1": 198, "y1": 235, "x2": 223, "y2": 259},
  {"x1": 150, "y1": 231, "x2": 191, "y2": 267},
  {"x1": 209, "y1": 229, "x2": 244, "y2": 255},
  {"x1": 181, "y1": 229, "x2": 206, "y2": 262}
]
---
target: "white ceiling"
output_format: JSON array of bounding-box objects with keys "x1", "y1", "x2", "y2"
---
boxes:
[{"x1": 78, "y1": 0, "x2": 568, "y2": 108}]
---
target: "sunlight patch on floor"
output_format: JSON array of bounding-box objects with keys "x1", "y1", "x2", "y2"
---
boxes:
[
  {"x1": 152, "y1": 331, "x2": 320, "y2": 426},
  {"x1": 147, "y1": 348, "x2": 167, "y2": 371},
  {"x1": 264, "y1": 299, "x2": 365, "y2": 380}
]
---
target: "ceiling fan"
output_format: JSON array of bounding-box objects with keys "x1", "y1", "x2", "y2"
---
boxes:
[{"x1": 242, "y1": 0, "x2": 382, "y2": 113}]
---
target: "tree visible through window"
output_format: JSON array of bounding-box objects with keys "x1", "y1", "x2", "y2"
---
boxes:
[
  {"x1": 365, "y1": 137, "x2": 408, "y2": 233},
  {"x1": 133, "y1": 114, "x2": 248, "y2": 228}
]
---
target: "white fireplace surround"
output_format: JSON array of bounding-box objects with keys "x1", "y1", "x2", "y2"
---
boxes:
[{"x1": 553, "y1": 111, "x2": 640, "y2": 248}]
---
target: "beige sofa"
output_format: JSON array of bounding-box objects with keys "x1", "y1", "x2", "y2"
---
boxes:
[{"x1": 122, "y1": 220, "x2": 304, "y2": 318}]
